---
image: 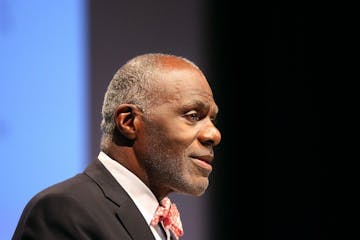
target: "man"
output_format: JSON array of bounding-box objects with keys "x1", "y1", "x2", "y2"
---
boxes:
[{"x1": 12, "y1": 53, "x2": 221, "y2": 239}]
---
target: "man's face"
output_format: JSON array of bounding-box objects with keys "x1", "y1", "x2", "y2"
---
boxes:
[{"x1": 135, "y1": 65, "x2": 221, "y2": 196}]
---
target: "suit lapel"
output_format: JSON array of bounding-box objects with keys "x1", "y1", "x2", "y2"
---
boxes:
[
  {"x1": 85, "y1": 160, "x2": 156, "y2": 240},
  {"x1": 116, "y1": 201, "x2": 156, "y2": 240}
]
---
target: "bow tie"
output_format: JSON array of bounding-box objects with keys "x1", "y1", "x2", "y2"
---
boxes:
[{"x1": 151, "y1": 197, "x2": 184, "y2": 239}]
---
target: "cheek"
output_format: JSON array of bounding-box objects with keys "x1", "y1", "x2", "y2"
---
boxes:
[
  {"x1": 144, "y1": 116, "x2": 200, "y2": 152},
  {"x1": 149, "y1": 130, "x2": 195, "y2": 161},
  {"x1": 166, "y1": 130, "x2": 198, "y2": 153},
  {"x1": 158, "y1": 134, "x2": 189, "y2": 156},
  {"x1": 166, "y1": 120, "x2": 200, "y2": 143}
]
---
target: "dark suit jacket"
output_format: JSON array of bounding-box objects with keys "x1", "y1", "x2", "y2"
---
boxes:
[{"x1": 12, "y1": 159, "x2": 157, "y2": 240}]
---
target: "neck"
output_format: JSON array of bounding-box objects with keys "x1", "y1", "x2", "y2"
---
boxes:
[{"x1": 102, "y1": 142, "x2": 173, "y2": 200}]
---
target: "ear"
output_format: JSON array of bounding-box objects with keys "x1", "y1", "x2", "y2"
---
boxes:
[{"x1": 114, "y1": 104, "x2": 141, "y2": 140}]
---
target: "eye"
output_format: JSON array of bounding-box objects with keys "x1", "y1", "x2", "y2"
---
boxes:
[{"x1": 184, "y1": 111, "x2": 201, "y2": 122}]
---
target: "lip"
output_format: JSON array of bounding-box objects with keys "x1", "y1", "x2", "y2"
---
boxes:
[
  {"x1": 190, "y1": 155, "x2": 214, "y2": 173},
  {"x1": 194, "y1": 155, "x2": 214, "y2": 164}
]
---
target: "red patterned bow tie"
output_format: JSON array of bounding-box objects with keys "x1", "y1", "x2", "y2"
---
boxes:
[{"x1": 151, "y1": 196, "x2": 184, "y2": 239}]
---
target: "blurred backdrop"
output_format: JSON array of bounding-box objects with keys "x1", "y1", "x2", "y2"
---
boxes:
[{"x1": 1, "y1": 1, "x2": 340, "y2": 239}]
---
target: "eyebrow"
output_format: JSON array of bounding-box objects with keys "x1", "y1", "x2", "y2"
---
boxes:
[{"x1": 183, "y1": 100, "x2": 219, "y2": 115}]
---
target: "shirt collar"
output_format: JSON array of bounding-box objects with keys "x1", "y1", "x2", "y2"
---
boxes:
[{"x1": 98, "y1": 151, "x2": 159, "y2": 225}]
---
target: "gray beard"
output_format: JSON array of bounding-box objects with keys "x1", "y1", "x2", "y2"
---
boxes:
[{"x1": 140, "y1": 125, "x2": 208, "y2": 196}]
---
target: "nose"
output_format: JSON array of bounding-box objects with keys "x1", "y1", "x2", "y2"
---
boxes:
[{"x1": 198, "y1": 120, "x2": 221, "y2": 147}]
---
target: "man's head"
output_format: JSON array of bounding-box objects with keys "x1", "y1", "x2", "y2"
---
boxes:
[{"x1": 100, "y1": 53, "x2": 221, "y2": 199}]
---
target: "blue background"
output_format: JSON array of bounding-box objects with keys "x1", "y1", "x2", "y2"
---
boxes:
[{"x1": 0, "y1": 1, "x2": 87, "y2": 238}]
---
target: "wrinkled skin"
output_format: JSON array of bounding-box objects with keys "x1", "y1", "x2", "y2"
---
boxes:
[{"x1": 134, "y1": 60, "x2": 221, "y2": 199}]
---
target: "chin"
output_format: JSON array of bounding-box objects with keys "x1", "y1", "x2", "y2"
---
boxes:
[
  {"x1": 193, "y1": 190, "x2": 206, "y2": 197},
  {"x1": 184, "y1": 178, "x2": 209, "y2": 196}
]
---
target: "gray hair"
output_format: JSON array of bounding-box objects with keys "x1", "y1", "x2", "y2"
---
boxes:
[{"x1": 100, "y1": 53, "x2": 198, "y2": 149}]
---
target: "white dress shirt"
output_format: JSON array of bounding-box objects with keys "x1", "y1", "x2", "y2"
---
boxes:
[{"x1": 98, "y1": 151, "x2": 169, "y2": 240}]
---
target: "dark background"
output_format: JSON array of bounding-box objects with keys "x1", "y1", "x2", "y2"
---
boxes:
[
  {"x1": 208, "y1": 5, "x2": 338, "y2": 240},
  {"x1": 89, "y1": 2, "x2": 346, "y2": 239}
]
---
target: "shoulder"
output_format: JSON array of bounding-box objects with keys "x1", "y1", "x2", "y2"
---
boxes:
[
  {"x1": 19, "y1": 173, "x2": 98, "y2": 220},
  {"x1": 34, "y1": 173, "x2": 96, "y2": 200},
  {"x1": 13, "y1": 173, "x2": 111, "y2": 239},
  {"x1": 34, "y1": 159, "x2": 111, "y2": 201}
]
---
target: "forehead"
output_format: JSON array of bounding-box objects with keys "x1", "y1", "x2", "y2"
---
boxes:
[{"x1": 154, "y1": 65, "x2": 218, "y2": 111}]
